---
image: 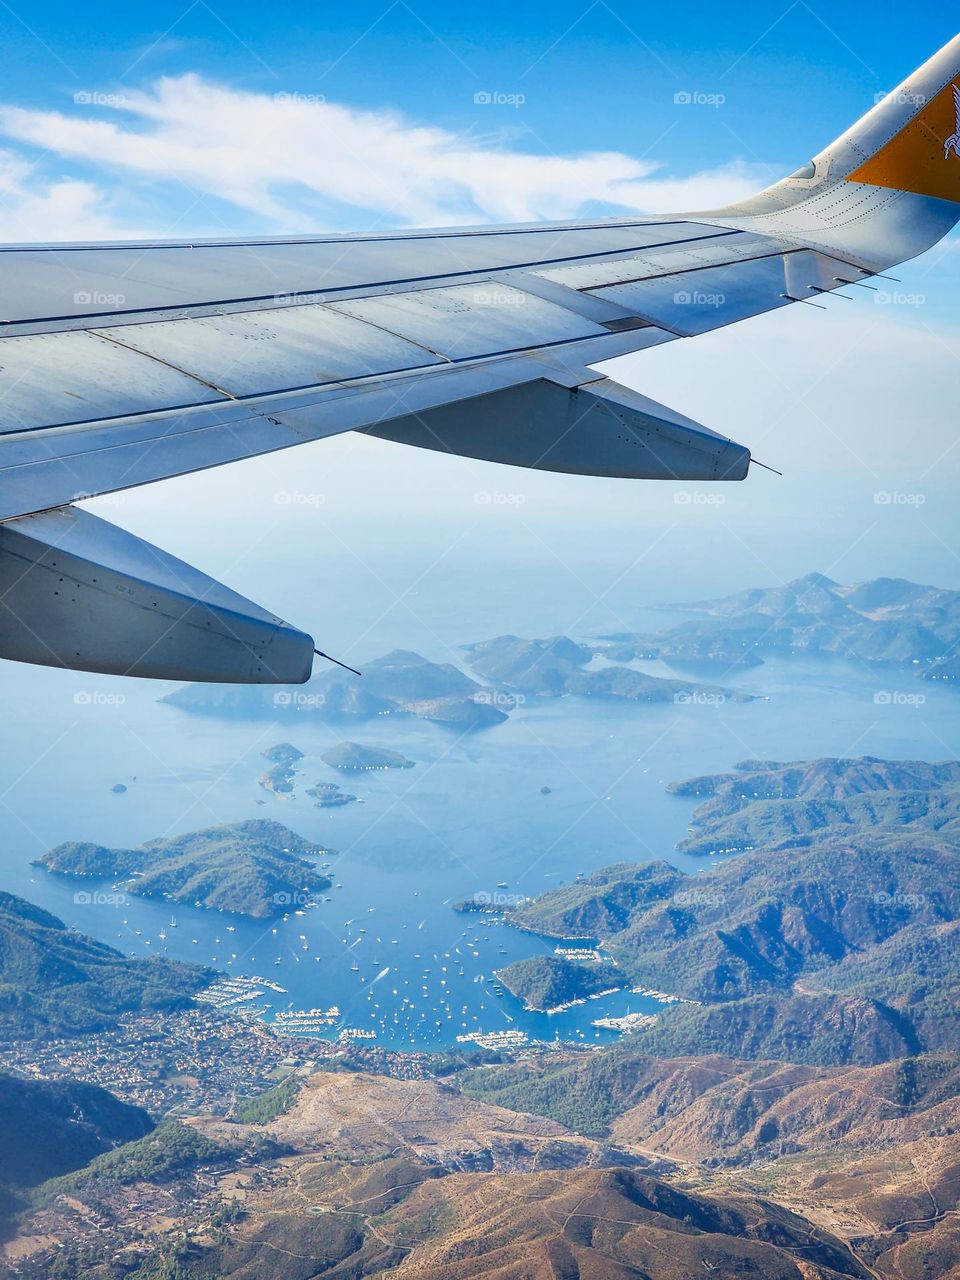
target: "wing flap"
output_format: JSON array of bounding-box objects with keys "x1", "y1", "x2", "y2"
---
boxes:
[
  {"x1": 0, "y1": 329, "x2": 223, "y2": 431},
  {"x1": 326, "y1": 280, "x2": 608, "y2": 359},
  {"x1": 0, "y1": 329, "x2": 680, "y2": 520},
  {"x1": 92, "y1": 303, "x2": 444, "y2": 398},
  {"x1": 0, "y1": 275, "x2": 648, "y2": 446},
  {"x1": 4, "y1": 33, "x2": 960, "y2": 524}
]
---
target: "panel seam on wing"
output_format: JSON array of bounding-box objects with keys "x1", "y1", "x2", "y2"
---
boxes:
[
  {"x1": 89, "y1": 330, "x2": 238, "y2": 400},
  {"x1": 319, "y1": 308, "x2": 453, "y2": 364}
]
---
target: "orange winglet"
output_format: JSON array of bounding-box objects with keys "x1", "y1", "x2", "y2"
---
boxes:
[{"x1": 847, "y1": 78, "x2": 960, "y2": 202}]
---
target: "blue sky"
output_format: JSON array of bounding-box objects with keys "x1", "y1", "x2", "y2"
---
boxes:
[
  {"x1": 0, "y1": 2, "x2": 956, "y2": 239},
  {"x1": 1, "y1": 2, "x2": 955, "y2": 155}
]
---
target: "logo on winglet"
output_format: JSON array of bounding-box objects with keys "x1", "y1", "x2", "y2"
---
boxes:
[
  {"x1": 847, "y1": 76, "x2": 960, "y2": 200},
  {"x1": 944, "y1": 85, "x2": 960, "y2": 159}
]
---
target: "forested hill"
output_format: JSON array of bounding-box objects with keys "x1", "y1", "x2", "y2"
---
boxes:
[{"x1": 0, "y1": 891, "x2": 211, "y2": 1038}]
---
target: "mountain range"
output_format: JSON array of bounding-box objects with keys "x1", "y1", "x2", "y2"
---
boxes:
[
  {"x1": 504, "y1": 756, "x2": 960, "y2": 1065},
  {"x1": 162, "y1": 639, "x2": 757, "y2": 732},
  {"x1": 597, "y1": 573, "x2": 960, "y2": 674},
  {"x1": 461, "y1": 633, "x2": 754, "y2": 702},
  {"x1": 6, "y1": 1067, "x2": 879, "y2": 1280}
]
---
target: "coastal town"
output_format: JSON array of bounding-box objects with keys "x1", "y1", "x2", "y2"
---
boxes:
[{"x1": 0, "y1": 1003, "x2": 443, "y2": 1117}]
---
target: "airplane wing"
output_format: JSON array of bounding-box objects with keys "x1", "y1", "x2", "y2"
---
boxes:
[{"x1": 2, "y1": 34, "x2": 959, "y2": 684}]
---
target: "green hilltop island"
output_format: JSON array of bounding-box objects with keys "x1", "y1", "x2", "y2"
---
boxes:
[
  {"x1": 320, "y1": 741, "x2": 416, "y2": 773},
  {"x1": 36, "y1": 819, "x2": 334, "y2": 920}
]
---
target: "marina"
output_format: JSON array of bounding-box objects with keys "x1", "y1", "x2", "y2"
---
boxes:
[
  {"x1": 273, "y1": 1007, "x2": 341, "y2": 1033},
  {"x1": 554, "y1": 946, "x2": 608, "y2": 963},
  {"x1": 456, "y1": 1028, "x2": 530, "y2": 1050},
  {"x1": 593, "y1": 1011, "x2": 659, "y2": 1033},
  {"x1": 630, "y1": 986, "x2": 701, "y2": 1006},
  {"x1": 196, "y1": 976, "x2": 271, "y2": 1009}
]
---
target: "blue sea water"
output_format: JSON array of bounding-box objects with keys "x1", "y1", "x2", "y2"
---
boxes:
[{"x1": 0, "y1": 614, "x2": 956, "y2": 1051}]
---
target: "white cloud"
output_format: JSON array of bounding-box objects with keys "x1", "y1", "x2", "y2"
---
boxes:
[
  {"x1": 0, "y1": 74, "x2": 769, "y2": 233},
  {"x1": 0, "y1": 149, "x2": 142, "y2": 242}
]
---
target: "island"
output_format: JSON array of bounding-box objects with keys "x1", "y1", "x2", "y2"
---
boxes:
[
  {"x1": 306, "y1": 782, "x2": 358, "y2": 808},
  {"x1": 595, "y1": 573, "x2": 960, "y2": 674},
  {"x1": 162, "y1": 648, "x2": 511, "y2": 731},
  {"x1": 258, "y1": 742, "x2": 304, "y2": 794},
  {"x1": 36, "y1": 819, "x2": 335, "y2": 920},
  {"x1": 668, "y1": 755, "x2": 960, "y2": 855},
  {"x1": 320, "y1": 742, "x2": 416, "y2": 773},
  {"x1": 496, "y1": 955, "x2": 625, "y2": 1012},
  {"x1": 461, "y1": 634, "x2": 754, "y2": 703}
]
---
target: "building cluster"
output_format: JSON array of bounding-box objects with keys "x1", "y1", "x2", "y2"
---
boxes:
[{"x1": 0, "y1": 1006, "x2": 444, "y2": 1111}]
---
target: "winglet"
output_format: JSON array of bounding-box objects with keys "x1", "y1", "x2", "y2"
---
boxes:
[
  {"x1": 847, "y1": 73, "x2": 960, "y2": 202},
  {"x1": 703, "y1": 34, "x2": 960, "y2": 273}
]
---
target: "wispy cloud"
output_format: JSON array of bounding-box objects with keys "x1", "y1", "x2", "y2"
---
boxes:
[
  {"x1": 0, "y1": 149, "x2": 143, "y2": 241},
  {"x1": 0, "y1": 74, "x2": 769, "y2": 235}
]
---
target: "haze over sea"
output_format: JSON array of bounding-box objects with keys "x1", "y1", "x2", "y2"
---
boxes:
[{"x1": 2, "y1": 531, "x2": 958, "y2": 1051}]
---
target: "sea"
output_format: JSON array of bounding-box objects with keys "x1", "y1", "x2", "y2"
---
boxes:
[{"x1": 1, "y1": 582, "x2": 957, "y2": 1053}]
